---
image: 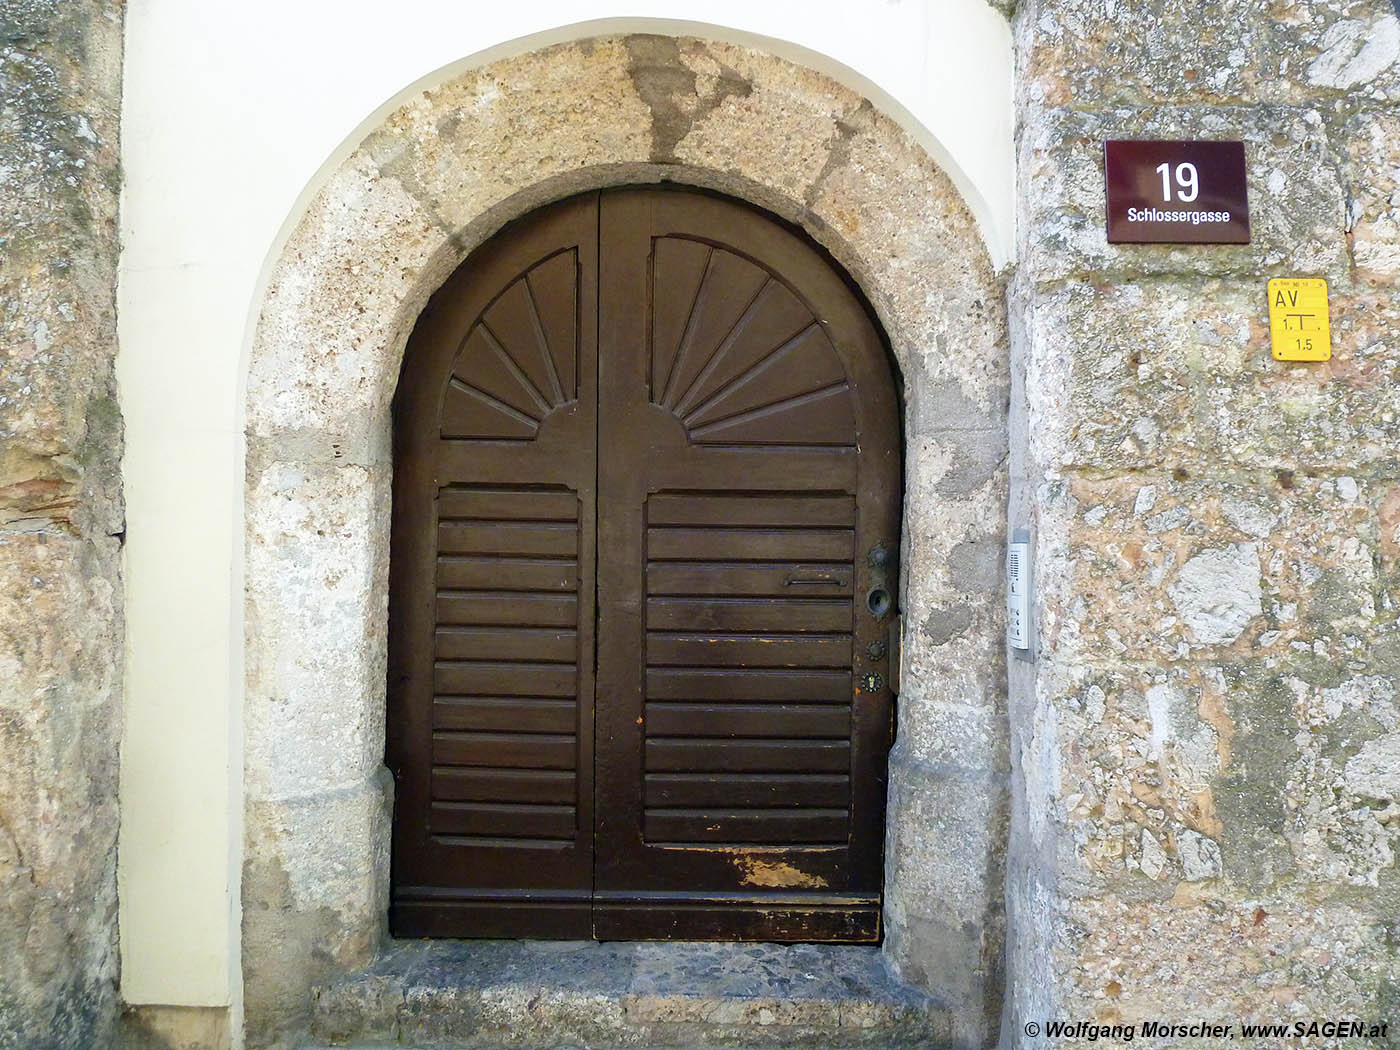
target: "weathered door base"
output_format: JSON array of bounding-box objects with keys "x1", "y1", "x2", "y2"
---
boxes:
[{"x1": 391, "y1": 889, "x2": 882, "y2": 943}]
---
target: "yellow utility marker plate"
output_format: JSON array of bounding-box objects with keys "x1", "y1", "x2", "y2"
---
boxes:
[{"x1": 1268, "y1": 277, "x2": 1331, "y2": 361}]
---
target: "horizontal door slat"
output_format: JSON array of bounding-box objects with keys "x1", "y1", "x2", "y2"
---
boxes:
[
  {"x1": 434, "y1": 661, "x2": 576, "y2": 698},
  {"x1": 647, "y1": 561, "x2": 853, "y2": 597},
  {"x1": 644, "y1": 773, "x2": 850, "y2": 809},
  {"x1": 645, "y1": 702, "x2": 849, "y2": 739},
  {"x1": 647, "y1": 632, "x2": 852, "y2": 668},
  {"x1": 643, "y1": 808, "x2": 848, "y2": 844},
  {"x1": 646, "y1": 668, "x2": 851, "y2": 702},
  {"x1": 434, "y1": 443, "x2": 593, "y2": 483},
  {"x1": 437, "y1": 556, "x2": 577, "y2": 592},
  {"x1": 433, "y1": 731, "x2": 576, "y2": 769},
  {"x1": 434, "y1": 626, "x2": 577, "y2": 662},
  {"x1": 647, "y1": 597, "x2": 851, "y2": 633},
  {"x1": 429, "y1": 801, "x2": 576, "y2": 839},
  {"x1": 434, "y1": 697, "x2": 577, "y2": 734},
  {"x1": 647, "y1": 528, "x2": 853, "y2": 562},
  {"x1": 645, "y1": 738, "x2": 851, "y2": 773},
  {"x1": 438, "y1": 521, "x2": 578, "y2": 556},
  {"x1": 438, "y1": 487, "x2": 578, "y2": 522},
  {"x1": 646, "y1": 451, "x2": 857, "y2": 491},
  {"x1": 432, "y1": 767, "x2": 577, "y2": 804},
  {"x1": 436, "y1": 592, "x2": 577, "y2": 627},
  {"x1": 647, "y1": 493, "x2": 855, "y2": 527}
]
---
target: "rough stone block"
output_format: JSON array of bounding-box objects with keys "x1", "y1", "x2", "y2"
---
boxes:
[
  {"x1": 1019, "y1": 0, "x2": 1400, "y2": 108},
  {"x1": 241, "y1": 772, "x2": 392, "y2": 1043},
  {"x1": 883, "y1": 757, "x2": 1008, "y2": 1024},
  {"x1": 372, "y1": 39, "x2": 653, "y2": 236},
  {"x1": 899, "y1": 451, "x2": 1007, "y2": 669},
  {"x1": 806, "y1": 115, "x2": 1006, "y2": 403},
  {"x1": 314, "y1": 940, "x2": 948, "y2": 1049},
  {"x1": 1343, "y1": 107, "x2": 1400, "y2": 282},
  {"x1": 0, "y1": 23, "x2": 125, "y2": 1046},
  {"x1": 1285, "y1": 4, "x2": 1400, "y2": 102},
  {"x1": 0, "y1": 533, "x2": 120, "y2": 1048},
  {"x1": 1020, "y1": 0, "x2": 1273, "y2": 107},
  {"x1": 1047, "y1": 473, "x2": 1387, "y2": 666},
  {"x1": 1036, "y1": 646, "x2": 1400, "y2": 897},
  {"x1": 1026, "y1": 278, "x2": 1400, "y2": 473},
  {"x1": 1057, "y1": 895, "x2": 1397, "y2": 1032},
  {"x1": 1039, "y1": 660, "x2": 1242, "y2": 887},
  {"x1": 674, "y1": 39, "x2": 850, "y2": 203},
  {"x1": 244, "y1": 460, "x2": 391, "y2": 801},
  {"x1": 246, "y1": 155, "x2": 445, "y2": 443},
  {"x1": 897, "y1": 698, "x2": 1010, "y2": 773}
]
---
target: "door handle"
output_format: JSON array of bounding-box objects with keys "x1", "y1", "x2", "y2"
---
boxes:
[{"x1": 785, "y1": 573, "x2": 845, "y2": 587}]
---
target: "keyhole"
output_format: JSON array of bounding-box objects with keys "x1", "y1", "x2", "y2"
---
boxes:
[{"x1": 867, "y1": 587, "x2": 891, "y2": 618}]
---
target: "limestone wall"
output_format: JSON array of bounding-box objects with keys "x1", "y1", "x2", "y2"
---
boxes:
[
  {"x1": 0, "y1": 1, "x2": 125, "y2": 1048},
  {"x1": 1007, "y1": 0, "x2": 1400, "y2": 1040}
]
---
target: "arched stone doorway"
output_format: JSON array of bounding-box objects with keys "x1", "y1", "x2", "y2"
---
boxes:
[{"x1": 243, "y1": 33, "x2": 1009, "y2": 1047}]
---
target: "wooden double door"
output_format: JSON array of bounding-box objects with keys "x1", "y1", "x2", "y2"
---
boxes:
[{"x1": 388, "y1": 187, "x2": 900, "y2": 941}]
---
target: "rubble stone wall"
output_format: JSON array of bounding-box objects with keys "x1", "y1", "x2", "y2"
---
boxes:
[
  {"x1": 1006, "y1": 0, "x2": 1400, "y2": 1041},
  {"x1": 0, "y1": 1, "x2": 125, "y2": 1048}
]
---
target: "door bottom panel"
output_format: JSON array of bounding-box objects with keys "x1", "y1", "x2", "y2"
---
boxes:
[
  {"x1": 394, "y1": 888, "x2": 880, "y2": 942},
  {"x1": 393, "y1": 888, "x2": 592, "y2": 939},
  {"x1": 592, "y1": 893, "x2": 880, "y2": 943}
]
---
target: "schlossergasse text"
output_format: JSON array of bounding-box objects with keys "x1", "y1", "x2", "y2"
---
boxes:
[
  {"x1": 1125, "y1": 207, "x2": 1232, "y2": 224},
  {"x1": 1035, "y1": 1018, "x2": 1390, "y2": 1041}
]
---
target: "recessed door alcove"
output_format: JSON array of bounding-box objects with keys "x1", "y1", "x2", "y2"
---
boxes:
[{"x1": 388, "y1": 186, "x2": 902, "y2": 941}]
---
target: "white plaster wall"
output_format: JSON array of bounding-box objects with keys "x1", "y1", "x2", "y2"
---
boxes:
[{"x1": 117, "y1": 0, "x2": 1013, "y2": 1008}]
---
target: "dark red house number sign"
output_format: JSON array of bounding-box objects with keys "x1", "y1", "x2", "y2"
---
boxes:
[{"x1": 1104, "y1": 140, "x2": 1250, "y2": 244}]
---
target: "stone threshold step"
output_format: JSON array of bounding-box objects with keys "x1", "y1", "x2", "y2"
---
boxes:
[{"x1": 306, "y1": 939, "x2": 952, "y2": 1049}]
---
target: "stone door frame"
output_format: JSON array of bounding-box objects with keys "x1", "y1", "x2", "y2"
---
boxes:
[{"x1": 242, "y1": 33, "x2": 1010, "y2": 1048}]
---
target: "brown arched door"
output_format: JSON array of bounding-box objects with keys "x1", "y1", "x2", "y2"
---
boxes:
[{"x1": 388, "y1": 187, "x2": 901, "y2": 942}]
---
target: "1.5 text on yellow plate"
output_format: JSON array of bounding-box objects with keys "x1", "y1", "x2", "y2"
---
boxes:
[{"x1": 1268, "y1": 277, "x2": 1331, "y2": 362}]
